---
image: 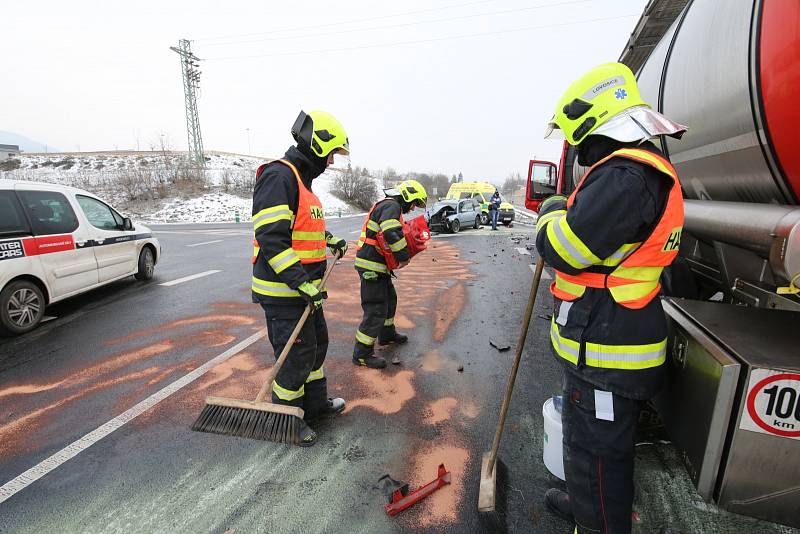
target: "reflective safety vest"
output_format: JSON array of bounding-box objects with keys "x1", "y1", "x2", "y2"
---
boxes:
[
  {"x1": 550, "y1": 148, "x2": 684, "y2": 310},
  {"x1": 356, "y1": 200, "x2": 402, "y2": 251},
  {"x1": 252, "y1": 159, "x2": 327, "y2": 266}
]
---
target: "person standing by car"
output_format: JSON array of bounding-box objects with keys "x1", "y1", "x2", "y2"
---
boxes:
[
  {"x1": 352, "y1": 180, "x2": 428, "y2": 369},
  {"x1": 251, "y1": 110, "x2": 351, "y2": 447},
  {"x1": 489, "y1": 189, "x2": 502, "y2": 230}
]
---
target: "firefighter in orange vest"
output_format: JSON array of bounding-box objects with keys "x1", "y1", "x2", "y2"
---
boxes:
[
  {"x1": 536, "y1": 63, "x2": 687, "y2": 533},
  {"x1": 352, "y1": 180, "x2": 428, "y2": 368},
  {"x1": 251, "y1": 110, "x2": 350, "y2": 447}
]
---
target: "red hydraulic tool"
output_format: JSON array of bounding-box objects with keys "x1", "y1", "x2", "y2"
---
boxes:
[{"x1": 384, "y1": 464, "x2": 451, "y2": 516}]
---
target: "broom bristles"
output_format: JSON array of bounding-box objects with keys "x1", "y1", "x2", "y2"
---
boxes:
[
  {"x1": 191, "y1": 403, "x2": 301, "y2": 444},
  {"x1": 478, "y1": 455, "x2": 509, "y2": 534}
]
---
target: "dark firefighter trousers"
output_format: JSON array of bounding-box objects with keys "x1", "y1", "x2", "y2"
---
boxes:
[
  {"x1": 353, "y1": 273, "x2": 398, "y2": 358},
  {"x1": 562, "y1": 371, "x2": 643, "y2": 534},
  {"x1": 261, "y1": 304, "x2": 329, "y2": 419}
]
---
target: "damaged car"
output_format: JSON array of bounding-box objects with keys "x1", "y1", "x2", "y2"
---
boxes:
[{"x1": 425, "y1": 198, "x2": 482, "y2": 233}]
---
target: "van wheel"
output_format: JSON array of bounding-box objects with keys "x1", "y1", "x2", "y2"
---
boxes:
[
  {"x1": 134, "y1": 247, "x2": 155, "y2": 281},
  {"x1": 480, "y1": 213, "x2": 489, "y2": 225},
  {"x1": 473, "y1": 216, "x2": 481, "y2": 229},
  {"x1": 0, "y1": 280, "x2": 45, "y2": 336},
  {"x1": 450, "y1": 219, "x2": 461, "y2": 233}
]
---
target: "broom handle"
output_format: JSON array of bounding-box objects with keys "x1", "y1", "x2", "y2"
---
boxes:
[
  {"x1": 254, "y1": 252, "x2": 341, "y2": 403},
  {"x1": 487, "y1": 256, "x2": 545, "y2": 473}
]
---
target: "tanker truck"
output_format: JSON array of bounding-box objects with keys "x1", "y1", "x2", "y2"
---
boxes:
[{"x1": 526, "y1": 0, "x2": 800, "y2": 528}]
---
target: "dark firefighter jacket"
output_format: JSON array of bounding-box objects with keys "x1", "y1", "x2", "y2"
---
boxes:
[
  {"x1": 355, "y1": 198, "x2": 409, "y2": 276},
  {"x1": 252, "y1": 146, "x2": 329, "y2": 307},
  {"x1": 535, "y1": 137, "x2": 673, "y2": 400}
]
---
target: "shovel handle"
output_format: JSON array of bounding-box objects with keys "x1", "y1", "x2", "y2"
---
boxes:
[
  {"x1": 254, "y1": 252, "x2": 341, "y2": 403},
  {"x1": 487, "y1": 256, "x2": 545, "y2": 473}
]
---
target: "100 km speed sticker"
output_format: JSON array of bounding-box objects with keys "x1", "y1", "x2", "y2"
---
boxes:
[{"x1": 739, "y1": 369, "x2": 800, "y2": 439}]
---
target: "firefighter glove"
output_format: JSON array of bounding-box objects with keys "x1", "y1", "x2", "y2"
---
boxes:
[
  {"x1": 326, "y1": 233, "x2": 348, "y2": 258},
  {"x1": 298, "y1": 281, "x2": 324, "y2": 311},
  {"x1": 539, "y1": 195, "x2": 568, "y2": 215}
]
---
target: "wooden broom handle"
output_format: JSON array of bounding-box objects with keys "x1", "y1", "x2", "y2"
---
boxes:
[
  {"x1": 254, "y1": 252, "x2": 341, "y2": 403},
  {"x1": 487, "y1": 256, "x2": 545, "y2": 473}
]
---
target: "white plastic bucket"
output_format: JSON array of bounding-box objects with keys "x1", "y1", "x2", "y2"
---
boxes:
[{"x1": 542, "y1": 398, "x2": 565, "y2": 481}]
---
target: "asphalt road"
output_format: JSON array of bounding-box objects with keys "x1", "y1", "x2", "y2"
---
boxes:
[{"x1": 0, "y1": 219, "x2": 795, "y2": 534}]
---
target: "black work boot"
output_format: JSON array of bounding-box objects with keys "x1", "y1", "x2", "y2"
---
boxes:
[
  {"x1": 544, "y1": 488, "x2": 574, "y2": 523},
  {"x1": 305, "y1": 398, "x2": 346, "y2": 422},
  {"x1": 353, "y1": 354, "x2": 387, "y2": 368},
  {"x1": 378, "y1": 332, "x2": 408, "y2": 345},
  {"x1": 297, "y1": 420, "x2": 318, "y2": 447}
]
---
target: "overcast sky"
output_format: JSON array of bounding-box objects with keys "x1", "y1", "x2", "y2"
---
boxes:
[{"x1": 3, "y1": 0, "x2": 646, "y2": 183}]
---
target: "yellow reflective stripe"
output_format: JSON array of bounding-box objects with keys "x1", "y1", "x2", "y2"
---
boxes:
[
  {"x1": 273, "y1": 381, "x2": 304, "y2": 401},
  {"x1": 306, "y1": 367, "x2": 325, "y2": 383},
  {"x1": 384, "y1": 317, "x2": 394, "y2": 326},
  {"x1": 552, "y1": 320, "x2": 666, "y2": 369},
  {"x1": 554, "y1": 216, "x2": 601, "y2": 268},
  {"x1": 379, "y1": 219, "x2": 402, "y2": 231},
  {"x1": 598, "y1": 242, "x2": 640, "y2": 267},
  {"x1": 554, "y1": 273, "x2": 586, "y2": 299},
  {"x1": 252, "y1": 277, "x2": 324, "y2": 297},
  {"x1": 612, "y1": 266, "x2": 663, "y2": 281},
  {"x1": 356, "y1": 330, "x2": 376, "y2": 345},
  {"x1": 295, "y1": 248, "x2": 327, "y2": 260},
  {"x1": 355, "y1": 257, "x2": 389, "y2": 273},
  {"x1": 584, "y1": 339, "x2": 667, "y2": 369},
  {"x1": 550, "y1": 320, "x2": 579, "y2": 365},
  {"x1": 609, "y1": 279, "x2": 660, "y2": 302},
  {"x1": 388, "y1": 237, "x2": 407, "y2": 252},
  {"x1": 546, "y1": 218, "x2": 588, "y2": 269},
  {"x1": 268, "y1": 248, "x2": 300, "y2": 273},
  {"x1": 253, "y1": 204, "x2": 294, "y2": 229},
  {"x1": 367, "y1": 220, "x2": 381, "y2": 232},
  {"x1": 292, "y1": 230, "x2": 326, "y2": 241},
  {"x1": 535, "y1": 209, "x2": 566, "y2": 236}
]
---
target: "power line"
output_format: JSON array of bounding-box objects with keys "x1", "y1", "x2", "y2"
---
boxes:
[
  {"x1": 199, "y1": 0, "x2": 590, "y2": 48},
  {"x1": 194, "y1": 0, "x2": 498, "y2": 42},
  {"x1": 170, "y1": 40, "x2": 205, "y2": 165},
  {"x1": 204, "y1": 13, "x2": 639, "y2": 62}
]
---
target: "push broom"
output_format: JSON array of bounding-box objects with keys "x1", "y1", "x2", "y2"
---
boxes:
[
  {"x1": 191, "y1": 254, "x2": 339, "y2": 445},
  {"x1": 478, "y1": 256, "x2": 545, "y2": 531}
]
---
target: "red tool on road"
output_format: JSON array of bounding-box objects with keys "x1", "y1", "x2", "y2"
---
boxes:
[{"x1": 384, "y1": 464, "x2": 451, "y2": 516}]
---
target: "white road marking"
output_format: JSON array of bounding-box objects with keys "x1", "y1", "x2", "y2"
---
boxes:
[
  {"x1": 530, "y1": 263, "x2": 553, "y2": 279},
  {"x1": 186, "y1": 239, "x2": 223, "y2": 247},
  {"x1": 349, "y1": 229, "x2": 361, "y2": 234},
  {"x1": 515, "y1": 247, "x2": 531, "y2": 255},
  {"x1": 159, "y1": 270, "x2": 221, "y2": 287},
  {"x1": 0, "y1": 330, "x2": 266, "y2": 505}
]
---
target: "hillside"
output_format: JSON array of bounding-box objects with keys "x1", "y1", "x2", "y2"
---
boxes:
[{"x1": 0, "y1": 151, "x2": 368, "y2": 223}]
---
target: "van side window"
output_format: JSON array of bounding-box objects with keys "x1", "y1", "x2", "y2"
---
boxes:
[
  {"x1": 17, "y1": 190, "x2": 79, "y2": 236},
  {"x1": 0, "y1": 191, "x2": 31, "y2": 237},
  {"x1": 76, "y1": 195, "x2": 122, "y2": 230}
]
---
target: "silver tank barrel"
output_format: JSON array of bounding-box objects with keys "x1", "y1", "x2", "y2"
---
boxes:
[{"x1": 684, "y1": 200, "x2": 800, "y2": 281}]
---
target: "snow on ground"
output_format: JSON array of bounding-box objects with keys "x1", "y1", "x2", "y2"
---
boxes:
[{"x1": 0, "y1": 151, "x2": 369, "y2": 222}]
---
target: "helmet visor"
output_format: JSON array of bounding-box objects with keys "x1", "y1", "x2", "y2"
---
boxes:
[
  {"x1": 544, "y1": 122, "x2": 564, "y2": 140},
  {"x1": 591, "y1": 106, "x2": 687, "y2": 143}
]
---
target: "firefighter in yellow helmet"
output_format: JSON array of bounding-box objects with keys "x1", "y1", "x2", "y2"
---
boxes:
[
  {"x1": 352, "y1": 179, "x2": 428, "y2": 368},
  {"x1": 251, "y1": 110, "x2": 350, "y2": 446},
  {"x1": 537, "y1": 63, "x2": 687, "y2": 533}
]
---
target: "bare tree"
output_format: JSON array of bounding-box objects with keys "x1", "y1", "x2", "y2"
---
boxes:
[{"x1": 332, "y1": 164, "x2": 378, "y2": 211}]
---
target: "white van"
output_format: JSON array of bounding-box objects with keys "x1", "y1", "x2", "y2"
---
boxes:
[{"x1": 0, "y1": 179, "x2": 161, "y2": 335}]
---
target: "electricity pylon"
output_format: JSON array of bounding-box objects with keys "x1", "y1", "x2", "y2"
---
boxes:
[{"x1": 170, "y1": 39, "x2": 205, "y2": 165}]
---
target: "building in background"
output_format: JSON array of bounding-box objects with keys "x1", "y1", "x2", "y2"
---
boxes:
[{"x1": 0, "y1": 144, "x2": 20, "y2": 161}]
